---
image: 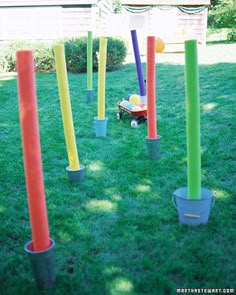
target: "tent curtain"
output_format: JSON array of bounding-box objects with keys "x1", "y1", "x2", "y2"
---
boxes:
[
  {"x1": 123, "y1": 5, "x2": 207, "y2": 14},
  {"x1": 123, "y1": 5, "x2": 152, "y2": 13}
]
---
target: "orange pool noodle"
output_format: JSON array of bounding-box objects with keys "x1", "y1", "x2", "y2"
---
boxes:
[
  {"x1": 17, "y1": 50, "x2": 50, "y2": 251},
  {"x1": 147, "y1": 36, "x2": 158, "y2": 139}
]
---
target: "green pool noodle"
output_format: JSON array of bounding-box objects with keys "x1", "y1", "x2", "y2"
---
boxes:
[
  {"x1": 185, "y1": 40, "x2": 201, "y2": 200},
  {"x1": 87, "y1": 31, "x2": 93, "y2": 91}
]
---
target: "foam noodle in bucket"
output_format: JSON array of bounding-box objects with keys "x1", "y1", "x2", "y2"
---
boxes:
[
  {"x1": 16, "y1": 50, "x2": 50, "y2": 251},
  {"x1": 147, "y1": 36, "x2": 158, "y2": 139},
  {"x1": 185, "y1": 40, "x2": 201, "y2": 200},
  {"x1": 87, "y1": 31, "x2": 93, "y2": 91},
  {"x1": 97, "y1": 37, "x2": 108, "y2": 120},
  {"x1": 53, "y1": 44, "x2": 80, "y2": 170}
]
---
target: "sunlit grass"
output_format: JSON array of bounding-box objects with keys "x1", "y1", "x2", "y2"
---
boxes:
[
  {"x1": 88, "y1": 161, "x2": 104, "y2": 172},
  {"x1": 86, "y1": 200, "x2": 117, "y2": 213},
  {"x1": 108, "y1": 276, "x2": 134, "y2": 294},
  {"x1": 135, "y1": 184, "x2": 151, "y2": 193},
  {"x1": 202, "y1": 102, "x2": 218, "y2": 112},
  {"x1": 214, "y1": 189, "x2": 230, "y2": 200}
]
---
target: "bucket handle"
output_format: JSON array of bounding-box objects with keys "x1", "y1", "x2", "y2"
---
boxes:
[
  {"x1": 184, "y1": 213, "x2": 200, "y2": 219},
  {"x1": 211, "y1": 195, "x2": 216, "y2": 209},
  {"x1": 172, "y1": 194, "x2": 216, "y2": 210},
  {"x1": 172, "y1": 195, "x2": 177, "y2": 209}
]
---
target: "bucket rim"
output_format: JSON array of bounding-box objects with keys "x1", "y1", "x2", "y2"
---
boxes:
[
  {"x1": 173, "y1": 187, "x2": 214, "y2": 201},
  {"x1": 24, "y1": 238, "x2": 55, "y2": 254},
  {"x1": 94, "y1": 117, "x2": 108, "y2": 122}
]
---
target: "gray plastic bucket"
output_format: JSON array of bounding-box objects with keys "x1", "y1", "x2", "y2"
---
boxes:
[
  {"x1": 173, "y1": 187, "x2": 215, "y2": 226},
  {"x1": 94, "y1": 117, "x2": 108, "y2": 137},
  {"x1": 24, "y1": 239, "x2": 56, "y2": 290},
  {"x1": 146, "y1": 136, "x2": 161, "y2": 160},
  {"x1": 86, "y1": 90, "x2": 94, "y2": 103},
  {"x1": 66, "y1": 164, "x2": 85, "y2": 184}
]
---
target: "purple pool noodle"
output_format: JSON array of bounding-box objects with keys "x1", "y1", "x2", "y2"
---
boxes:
[{"x1": 131, "y1": 30, "x2": 146, "y2": 97}]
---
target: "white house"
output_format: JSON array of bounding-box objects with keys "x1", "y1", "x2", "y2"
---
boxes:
[
  {"x1": 106, "y1": 0, "x2": 210, "y2": 52},
  {"x1": 0, "y1": 0, "x2": 113, "y2": 42}
]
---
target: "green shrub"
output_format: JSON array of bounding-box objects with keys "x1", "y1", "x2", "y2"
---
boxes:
[
  {"x1": 0, "y1": 41, "x2": 55, "y2": 72},
  {"x1": 64, "y1": 36, "x2": 127, "y2": 73},
  {"x1": 0, "y1": 45, "x2": 7, "y2": 72},
  {"x1": 208, "y1": 0, "x2": 236, "y2": 28},
  {"x1": 227, "y1": 29, "x2": 236, "y2": 41},
  {"x1": 33, "y1": 43, "x2": 55, "y2": 72},
  {"x1": 0, "y1": 41, "x2": 29, "y2": 72},
  {"x1": 106, "y1": 37, "x2": 128, "y2": 71},
  {"x1": 0, "y1": 36, "x2": 127, "y2": 73},
  {"x1": 64, "y1": 37, "x2": 88, "y2": 73}
]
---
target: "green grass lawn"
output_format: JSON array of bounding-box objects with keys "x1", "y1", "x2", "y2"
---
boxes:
[{"x1": 0, "y1": 43, "x2": 235, "y2": 295}]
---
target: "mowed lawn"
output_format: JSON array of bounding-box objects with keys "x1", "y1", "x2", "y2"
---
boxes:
[{"x1": 0, "y1": 43, "x2": 235, "y2": 295}]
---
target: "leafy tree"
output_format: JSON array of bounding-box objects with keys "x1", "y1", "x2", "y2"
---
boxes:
[
  {"x1": 208, "y1": 0, "x2": 236, "y2": 28},
  {"x1": 112, "y1": 0, "x2": 122, "y2": 13},
  {"x1": 209, "y1": 0, "x2": 221, "y2": 8}
]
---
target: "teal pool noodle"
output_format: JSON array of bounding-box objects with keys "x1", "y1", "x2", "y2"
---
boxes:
[{"x1": 185, "y1": 40, "x2": 201, "y2": 200}]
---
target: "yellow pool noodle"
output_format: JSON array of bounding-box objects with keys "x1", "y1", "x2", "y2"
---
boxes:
[
  {"x1": 97, "y1": 37, "x2": 108, "y2": 120},
  {"x1": 53, "y1": 44, "x2": 80, "y2": 170}
]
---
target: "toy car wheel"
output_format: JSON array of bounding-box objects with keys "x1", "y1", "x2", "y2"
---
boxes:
[{"x1": 131, "y1": 119, "x2": 138, "y2": 127}]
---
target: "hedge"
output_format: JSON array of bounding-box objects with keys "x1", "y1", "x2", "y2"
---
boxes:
[
  {"x1": 0, "y1": 37, "x2": 127, "y2": 73},
  {"x1": 0, "y1": 41, "x2": 55, "y2": 72},
  {"x1": 64, "y1": 36, "x2": 127, "y2": 73}
]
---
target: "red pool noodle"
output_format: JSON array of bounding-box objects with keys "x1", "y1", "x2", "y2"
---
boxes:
[
  {"x1": 17, "y1": 50, "x2": 50, "y2": 251},
  {"x1": 147, "y1": 36, "x2": 158, "y2": 139}
]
